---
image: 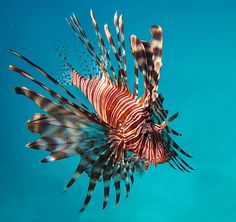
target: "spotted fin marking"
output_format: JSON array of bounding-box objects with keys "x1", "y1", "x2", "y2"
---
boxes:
[
  {"x1": 57, "y1": 62, "x2": 74, "y2": 85},
  {"x1": 66, "y1": 14, "x2": 110, "y2": 79},
  {"x1": 9, "y1": 49, "x2": 89, "y2": 111}
]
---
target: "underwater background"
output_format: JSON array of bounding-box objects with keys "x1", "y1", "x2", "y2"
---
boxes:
[{"x1": 1, "y1": 0, "x2": 236, "y2": 221}]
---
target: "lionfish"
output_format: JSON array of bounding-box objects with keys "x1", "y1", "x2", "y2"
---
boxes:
[{"x1": 9, "y1": 10, "x2": 193, "y2": 211}]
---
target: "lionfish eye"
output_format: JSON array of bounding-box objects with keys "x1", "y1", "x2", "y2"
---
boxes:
[{"x1": 143, "y1": 132, "x2": 148, "y2": 137}]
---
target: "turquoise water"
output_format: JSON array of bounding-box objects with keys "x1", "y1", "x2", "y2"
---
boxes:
[{"x1": 1, "y1": 0, "x2": 236, "y2": 221}]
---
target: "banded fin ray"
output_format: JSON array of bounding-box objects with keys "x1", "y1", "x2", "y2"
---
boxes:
[
  {"x1": 9, "y1": 62, "x2": 108, "y2": 128},
  {"x1": 8, "y1": 49, "x2": 89, "y2": 111},
  {"x1": 149, "y1": 25, "x2": 163, "y2": 99},
  {"x1": 119, "y1": 161, "x2": 131, "y2": 198},
  {"x1": 102, "y1": 158, "x2": 113, "y2": 209},
  {"x1": 132, "y1": 58, "x2": 139, "y2": 98},
  {"x1": 130, "y1": 26, "x2": 163, "y2": 105},
  {"x1": 113, "y1": 11, "x2": 128, "y2": 88},
  {"x1": 66, "y1": 13, "x2": 111, "y2": 80},
  {"x1": 118, "y1": 14, "x2": 127, "y2": 79},
  {"x1": 102, "y1": 11, "x2": 128, "y2": 89},
  {"x1": 112, "y1": 165, "x2": 121, "y2": 204},
  {"x1": 80, "y1": 147, "x2": 113, "y2": 212},
  {"x1": 14, "y1": 87, "x2": 109, "y2": 162},
  {"x1": 90, "y1": 10, "x2": 117, "y2": 82},
  {"x1": 130, "y1": 35, "x2": 149, "y2": 98}
]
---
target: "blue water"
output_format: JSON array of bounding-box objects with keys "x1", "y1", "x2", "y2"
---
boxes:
[{"x1": 1, "y1": 0, "x2": 236, "y2": 221}]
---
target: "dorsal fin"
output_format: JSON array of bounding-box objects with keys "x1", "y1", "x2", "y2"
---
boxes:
[
  {"x1": 130, "y1": 34, "x2": 149, "y2": 100},
  {"x1": 90, "y1": 10, "x2": 117, "y2": 82},
  {"x1": 130, "y1": 25, "x2": 163, "y2": 104},
  {"x1": 66, "y1": 14, "x2": 110, "y2": 79}
]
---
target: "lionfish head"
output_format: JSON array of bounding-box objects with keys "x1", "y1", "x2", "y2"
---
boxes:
[{"x1": 140, "y1": 113, "x2": 179, "y2": 169}]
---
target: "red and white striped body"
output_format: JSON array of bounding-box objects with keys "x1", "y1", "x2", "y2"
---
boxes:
[{"x1": 72, "y1": 70, "x2": 171, "y2": 167}]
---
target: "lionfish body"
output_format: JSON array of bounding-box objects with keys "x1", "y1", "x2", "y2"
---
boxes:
[
  {"x1": 73, "y1": 71, "x2": 170, "y2": 167},
  {"x1": 9, "y1": 10, "x2": 193, "y2": 211}
]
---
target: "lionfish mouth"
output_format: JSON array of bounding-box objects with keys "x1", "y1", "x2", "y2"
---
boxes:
[{"x1": 8, "y1": 9, "x2": 193, "y2": 212}]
